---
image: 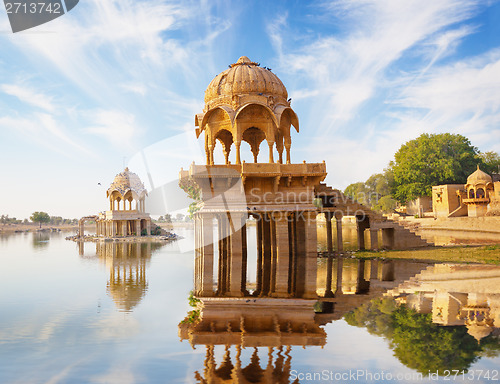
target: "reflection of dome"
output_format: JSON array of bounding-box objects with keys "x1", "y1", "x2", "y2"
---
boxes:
[
  {"x1": 467, "y1": 165, "x2": 492, "y2": 185},
  {"x1": 107, "y1": 278, "x2": 148, "y2": 312},
  {"x1": 204, "y1": 56, "x2": 288, "y2": 107},
  {"x1": 107, "y1": 167, "x2": 147, "y2": 199},
  {"x1": 466, "y1": 323, "x2": 493, "y2": 342}
]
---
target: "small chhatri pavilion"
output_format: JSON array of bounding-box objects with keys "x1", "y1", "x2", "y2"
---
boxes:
[
  {"x1": 79, "y1": 168, "x2": 152, "y2": 237},
  {"x1": 462, "y1": 165, "x2": 495, "y2": 217}
]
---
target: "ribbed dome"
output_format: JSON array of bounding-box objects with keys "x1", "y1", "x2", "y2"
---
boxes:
[
  {"x1": 204, "y1": 56, "x2": 288, "y2": 105},
  {"x1": 107, "y1": 167, "x2": 147, "y2": 198},
  {"x1": 467, "y1": 165, "x2": 492, "y2": 185}
]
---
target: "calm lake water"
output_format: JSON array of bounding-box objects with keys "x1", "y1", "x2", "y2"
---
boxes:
[{"x1": 1, "y1": 229, "x2": 499, "y2": 384}]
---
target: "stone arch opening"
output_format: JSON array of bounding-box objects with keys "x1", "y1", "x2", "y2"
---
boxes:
[
  {"x1": 214, "y1": 129, "x2": 234, "y2": 164},
  {"x1": 235, "y1": 104, "x2": 278, "y2": 163},
  {"x1": 242, "y1": 127, "x2": 266, "y2": 163},
  {"x1": 476, "y1": 188, "x2": 485, "y2": 198},
  {"x1": 469, "y1": 189, "x2": 475, "y2": 198}
]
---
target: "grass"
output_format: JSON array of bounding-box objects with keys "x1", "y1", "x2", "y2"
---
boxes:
[{"x1": 354, "y1": 245, "x2": 500, "y2": 264}]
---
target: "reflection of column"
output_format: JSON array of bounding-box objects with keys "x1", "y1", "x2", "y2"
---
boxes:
[
  {"x1": 255, "y1": 216, "x2": 263, "y2": 296},
  {"x1": 272, "y1": 212, "x2": 290, "y2": 297},
  {"x1": 324, "y1": 255, "x2": 334, "y2": 298},
  {"x1": 229, "y1": 213, "x2": 244, "y2": 297},
  {"x1": 335, "y1": 213, "x2": 343, "y2": 252},
  {"x1": 335, "y1": 258, "x2": 343, "y2": 295},
  {"x1": 370, "y1": 259, "x2": 379, "y2": 280},
  {"x1": 381, "y1": 260, "x2": 395, "y2": 281},
  {"x1": 370, "y1": 228, "x2": 378, "y2": 250},
  {"x1": 78, "y1": 241, "x2": 84, "y2": 256},
  {"x1": 303, "y1": 211, "x2": 318, "y2": 299},
  {"x1": 325, "y1": 212, "x2": 333, "y2": 253},
  {"x1": 261, "y1": 213, "x2": 272, "y2": 296},
  {"x1": 356, "y1": 260, "x2": 369, "y2": 294}
]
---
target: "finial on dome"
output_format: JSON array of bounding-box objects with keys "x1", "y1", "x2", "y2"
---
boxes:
[
  {"x1": 237, "y1": 56, "x2": 251, "y2": 64},
  {"x1": 125, "y1": 167, "x2": 129, "y2": 172},
  {"x1": 231, "y1": 56, "x2": 259, "y2": 68}
]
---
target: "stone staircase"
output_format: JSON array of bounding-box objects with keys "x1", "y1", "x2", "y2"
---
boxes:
[{"x1": 315, "y1": 183, "x2": 433, "y2": 249}]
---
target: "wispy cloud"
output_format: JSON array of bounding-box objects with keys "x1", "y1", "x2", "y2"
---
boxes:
[
  {"x1": 272, "y1": 0, "x2": 482, "y2": 130},
  {"x1": 0, "y1": 113, "x2": 94, "y2": 157},
  {"x1": 1, "y1": 83, "x2": 55, "y2": 112},
  {"x1": 394, "y1": 49, "x2": 500, "y2": 150},
  {"x1": 85, "y1": 109, "x2": 140, "y2": 150}
]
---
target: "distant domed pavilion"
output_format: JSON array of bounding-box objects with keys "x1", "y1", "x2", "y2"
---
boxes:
[
  {"x1": 79, "y1": 168, "x2": 152, "y2": 238},
  {"x1": 463, "y1": 165, "x2": 495, "y2": 217}
]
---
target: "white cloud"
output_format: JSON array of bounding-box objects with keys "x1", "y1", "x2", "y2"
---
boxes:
[
  {"x1": 394, "y1": 49, "x2": 500, "y2": 150},
  {"x1": 0, "y1": 113, "x2": 94, "y2": 157},
  {"x1": 85, "y1": 109, "x2": 140, "y2": 150},
  {"x1": 273, "y1": 0, "x2": 482, "y2": 132},
  {"x1": 1, "y1": 83, "x2": 55, "y2": 112},
  {"x1": 120, "y1": 83, "x2": 147, "y2": 96}
]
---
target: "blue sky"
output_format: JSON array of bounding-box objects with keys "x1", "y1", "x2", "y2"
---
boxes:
[{"x1": 1, "y1": 0, "x2": 500, "y2": 219}]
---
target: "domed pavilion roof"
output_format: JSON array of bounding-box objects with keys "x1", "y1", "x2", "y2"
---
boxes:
[
  {"x1": 107, "y1": 167, "x2": 147, "y2": 198},
  {"x1": 466, "y1": 165, "x2": 492, "y2": 186},
  {"x1": 466, "y1": 323, "x2": 493, "y2": 342},
  {"x1": 204, "y1": 56, "x2": 288, "y2": 108}
]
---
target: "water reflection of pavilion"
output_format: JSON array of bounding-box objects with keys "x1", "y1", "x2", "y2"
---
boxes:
[
  {"x1": 179, "y1": 258, "x2": 433, "y2": 382},
  {"x1": 387, "y1": 264, "x2": 500, "y2": 342},
  {"x1": 81, "y1": 241, "x2": 164, "y2": 312},
  {"x1": 179, "y1": 298, "x2": 324, "y2": 383}
]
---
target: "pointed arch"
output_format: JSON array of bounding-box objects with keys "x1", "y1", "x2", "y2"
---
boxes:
[
  {"x1": 234, "y1": 102, "x2": 279, "y2": 136},
  {"x1": 198, "y1": 106, "x2": 235, "y2": 138},
  {"x1": 274, "y1": 105, "x2": 299, "y2": 133}
]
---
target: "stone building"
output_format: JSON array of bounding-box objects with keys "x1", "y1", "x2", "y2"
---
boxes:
[
  {"x1": 433, "y1": 166, "x2": 500, "y2": 218},
  {"x1": 180, "y1": 56, "x2": 431, "y2": 301},
  {"x1": 79, "y1": 168, "x2": 152, "y2": 237}
]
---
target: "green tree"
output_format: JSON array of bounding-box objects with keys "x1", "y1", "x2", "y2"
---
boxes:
[
  {"x1": 30, "y1": 211, "x2": 50, "y2": 228},
  {"x1": 179, "y1": 176, "x2": 202, "y2": 219},
  {"x1": 373, "y1": 195, "x2": 397, "y2": 212},
  {"x1": 344, "y1": 168, "x2": 395, "y2": 212},
  {"x1": 391, "y1": 133, "x2": 480, "y2": 203},
  {"x1": 344, "y1": 182, "x2": 369, "y2": 205},
  {"x1": 478, "y1": 151, "x2": 500, "y2": 175}
]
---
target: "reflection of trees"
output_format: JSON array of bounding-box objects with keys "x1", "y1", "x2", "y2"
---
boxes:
[
  {"x1": 32, "y1": 233, "x2": 50, "y2": 249},
  {"x1": 345, "y1": 298, "x2": 500, "y2": 375}
]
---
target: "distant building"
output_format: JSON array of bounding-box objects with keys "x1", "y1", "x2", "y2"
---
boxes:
[
  {"x1": 79, "y1": 168, "x2": 152, "y2": 237},
  {"x1": 432, "y1": 166, "x2": 500, "y2": 218},
  {"x1": 405, "y1": 196, "x2": 433, "y2": 217}
]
